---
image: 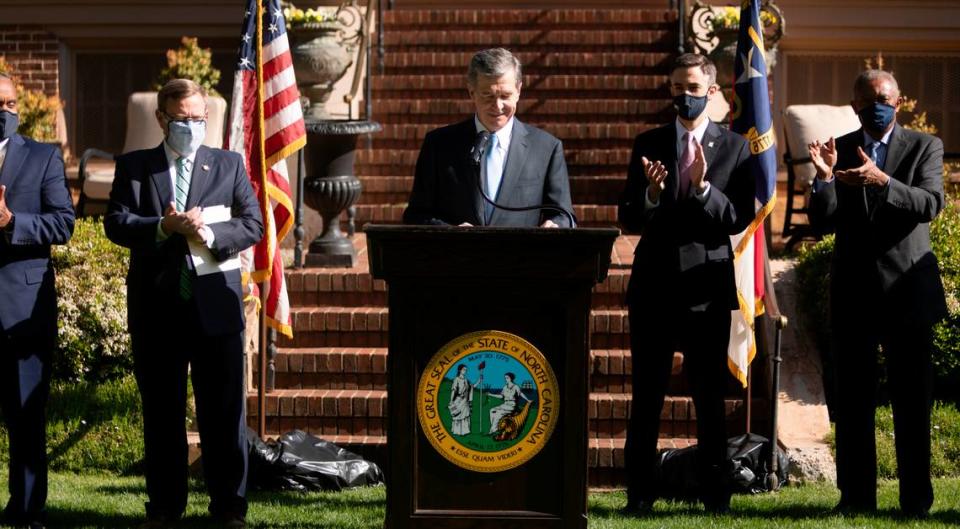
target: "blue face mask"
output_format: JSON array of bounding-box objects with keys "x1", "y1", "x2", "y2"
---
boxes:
[
  {"x1": 0, "y1": 111, "x2": 19, "y2": 141},
  {"x1": 858, "y1": 102, "x2": 896, "y2": 134},
  {"x1": 673, "y1": 93, "x2": 708, "y2": 121},
  {"x1": 166, "y1": 120, "x2": 206, "y2": 156}
]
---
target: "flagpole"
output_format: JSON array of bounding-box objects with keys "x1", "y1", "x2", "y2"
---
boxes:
[{"x1": 255, "y1": 0, "x2": 269, "y2": 439}]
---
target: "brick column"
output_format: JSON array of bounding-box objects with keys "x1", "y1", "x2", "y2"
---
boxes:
[{"x1": 0, "y1": 25, "x2": 60, "y2": 97}]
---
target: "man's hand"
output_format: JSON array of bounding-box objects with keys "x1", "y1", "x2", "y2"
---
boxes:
[
  {"x1": 808, "y1": 137, "x2": 837, "y2": 180},
  {"x1": 540, "y1": 219, "x2": 559, "y2": 228},
  {"x1": 161, "y1": 202, "x2": 206, "y2": 241},
  {"x1": 835, "y1": 146, "x2": 890, "y2": 187},
  {"x1": 0, "y1": 185, "x2": 11, "y2": 229},
  {"x1": 642, "y1": 156, "x2": 668, "y2": 203},
  {"x1": 689, "y1": 142, "x2": 708, "y2": 192}
]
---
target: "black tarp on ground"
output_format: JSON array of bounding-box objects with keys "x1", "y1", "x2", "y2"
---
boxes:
[
  {"x1": 656, "y1": 433, "x2": 791, "y2": 499},
  {"x1": 247, "y1": 428, "x2": 385, "y2": 491}
]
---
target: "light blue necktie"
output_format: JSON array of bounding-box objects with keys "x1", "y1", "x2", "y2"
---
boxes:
[
  {"x1": 484, "y1": 134, "x2": 503, "y2": 224},
  {"x1": 175, "y1": 157, "x2": 193, "y2": 299},
  {"x1": 866, "y1": 141, "x2": 885, "y2": 210}
]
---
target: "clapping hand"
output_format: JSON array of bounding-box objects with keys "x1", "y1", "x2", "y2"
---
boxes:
[
  {"x1": 835, "y1": 147, "x2": 889, "y2": 187},
  {"x1": 641, "y1": 156, "x2": 668, "y2": 203},
  {"x1": 689, "y1": 141, "x2": 708, "y2": 193},
  {"x1": 808, "y1": 137, "x2": 837, "y2": 180},
  {"x1": 0, "y1": 185, "x2": 11, "y2": 228}
]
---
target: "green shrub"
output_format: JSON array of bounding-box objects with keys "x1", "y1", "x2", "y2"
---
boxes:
[
  {"x1": 154, "y1": 36, "x2": 221, "y2": 97},
  {"x1": 875, "y1": 403, "x2": 960, "y2": 478},
  {"x1": 796, "y1": 198, "x2": 960, "y2": 403},
  {"x1": 52, "y1": 217, "x2": 131, "y2": 383}
]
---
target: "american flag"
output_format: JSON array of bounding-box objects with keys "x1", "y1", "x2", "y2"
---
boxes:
[
  {"x1": 727, "y1": 0, "x2": 778, "y2": 387},
  {"x1": 228, "y1": 0, "x2": 306, "y2": 337}
]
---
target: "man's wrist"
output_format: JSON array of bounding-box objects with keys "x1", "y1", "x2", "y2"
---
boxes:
[{"x1": 0, "y1": 211, "x2": 12, "y2": 230}]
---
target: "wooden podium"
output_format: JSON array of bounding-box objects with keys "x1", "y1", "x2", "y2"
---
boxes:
[{"x1": 366, "y1": 225, "x2": 619, "y2": 529}]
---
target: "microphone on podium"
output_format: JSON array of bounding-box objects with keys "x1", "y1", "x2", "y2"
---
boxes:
[{"x1": 468, "y1": 131, "x2": 576, "y2": 228}]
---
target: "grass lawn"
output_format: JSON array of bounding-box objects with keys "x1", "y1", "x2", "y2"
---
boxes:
[{"x1": 3, "y1": 472, "x2": 958, "y2": 528}]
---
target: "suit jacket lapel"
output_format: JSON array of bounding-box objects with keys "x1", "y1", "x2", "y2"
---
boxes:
[
  {"x1": 186, "y1": 146, "x2": 212, "y2": 210},
  {"x1": 489, "y1": 119, "x2": 530, "y2": 226},
  {"x1": 453, "y1": 119, "x2": 485, "y2": 226},
  {"x1": 702, "y1": 121, "x2": 722, "y2": 171},
  {"x1": 882, "y1": 124, "x2": 909, "y2": 181},
  {"x1": 0, "y1": 135, "x2": 27, "y2": 189},
  {"x1": 148, "y1": 144, "x2": 174, "y2": 210}
]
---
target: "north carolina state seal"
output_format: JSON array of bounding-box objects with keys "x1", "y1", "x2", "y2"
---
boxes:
[{"x1": 416, "y1": 330, "x2": 560, "y2": 473}]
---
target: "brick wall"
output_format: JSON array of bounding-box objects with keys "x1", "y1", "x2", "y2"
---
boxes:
[{"x1": 0, "y1": 25, "x2": 60, "y2": 96}]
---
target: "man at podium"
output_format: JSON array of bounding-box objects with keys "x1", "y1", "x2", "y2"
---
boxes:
[
  {"x1": 618, "y1": 53, "x2": 754, "y2": 515},
  {"x1": 403, "y1": 48, "x2": 574, "y2": 227}
]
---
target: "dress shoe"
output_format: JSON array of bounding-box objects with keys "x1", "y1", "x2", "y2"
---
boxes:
[
  {"x1": 221, "y1": 516, "x2": 246, "y2": 529},
  {"x1": 900, "y1": 505, "x2": 930, "y2": 519},
  {"x1": 702, "y1": 498, "x2": 731, "y2": 514}
]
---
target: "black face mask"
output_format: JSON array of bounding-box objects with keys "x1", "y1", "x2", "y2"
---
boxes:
[
  {"x1": 0, "y1": 111, "x2": 17, "y2": 141},
  {"x1": 673, "y1": 93, "x2": 708, "y2": 121}
]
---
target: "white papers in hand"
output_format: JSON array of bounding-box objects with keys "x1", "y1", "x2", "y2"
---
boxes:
[{"x1": 189, "y1": 205, "x2": 241, "y2": 276}]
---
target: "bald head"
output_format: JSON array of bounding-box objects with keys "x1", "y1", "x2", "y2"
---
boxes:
[{"x1": 0, "y1": 74, "x2": 16, "y2": 115}]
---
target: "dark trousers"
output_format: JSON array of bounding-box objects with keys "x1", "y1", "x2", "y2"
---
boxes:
[
  {"x1": 0, "y1": 334, "x2": 50, "y2": 523},
  {"x1": 132, "y1": 302, "x2": 248, "y2": 520},
  {"x1": 625, "y1": 304, "x2": 731, "y2": 505},
  {"x1": 833, "y1": 319, "x2": 934, "y2": 512}
]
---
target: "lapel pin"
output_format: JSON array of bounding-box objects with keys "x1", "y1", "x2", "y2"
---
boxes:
[
  {"x1": 708, "y1": 141, "x2": 715, "y2": 148},
  {"x1": 202, "y1": 164, "x2": 210, "y2": 171}
]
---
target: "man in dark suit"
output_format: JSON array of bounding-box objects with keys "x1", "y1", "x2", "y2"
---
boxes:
[
  {"x1": 0, "y1": 74, "x2": 74, "y2": 529},
  {"x1": 104, "y1": 79, "x2": 263, "y2": 529},
  {"x1": 808, "y1": 69, "x2": 945, "y2": 517},
  {"x1": 618, "y1": 53, "x2": 754, "y2": 514},
  {"x1": 403, "y1": 47, "x2": 574, "y2": 227}
]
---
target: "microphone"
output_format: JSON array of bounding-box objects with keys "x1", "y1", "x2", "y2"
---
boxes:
[
  {"x1": 470, "y1": 130, "x2": 492, "y2": 167},
  {"x1": 470, "y1": 130, "x2": 576, "y2": 228}
]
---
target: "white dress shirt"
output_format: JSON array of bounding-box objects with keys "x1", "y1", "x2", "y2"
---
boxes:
[{"x1": 475, "y1": 115, "x2": 514, "y2": 201}]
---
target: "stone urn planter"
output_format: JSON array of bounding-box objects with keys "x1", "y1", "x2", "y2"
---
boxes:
[{"x1": 289, "y1": 21, "x2": 354, "y2": 121}]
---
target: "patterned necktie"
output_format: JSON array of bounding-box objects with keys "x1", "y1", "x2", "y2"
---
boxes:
[
  {"x1": 678, "y1": 132, "x2": 697, "y2": 197},
  {"x1": 484, "y1": 134, "x2": 503, "y2": 224},
  {"x1": 175, "y1": 157, "x2": 193, "y2": 299}
]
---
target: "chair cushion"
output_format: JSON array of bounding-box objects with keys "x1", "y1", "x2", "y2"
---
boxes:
[
  {"x1": 82, "y1": 170, "x2": 115, "y2": 200},
  {"x1": 782, "y1": 104, "x2": 862, "y2": 186},
  {"x1": 122, "y1": 92, "x2": 229, "y2": 153}
]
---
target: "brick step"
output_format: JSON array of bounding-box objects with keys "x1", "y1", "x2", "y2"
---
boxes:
[
  {"x1": 382, "y1": 9, "x2": 677, "y2": 29},
  {"x1": 356, "y1": 148, "x2": 632, "y2": 169},
  {"x1": 256, "y1": 347, "x2": 685, "y2": 395},
  {"x1": 286, "y1": 264, "x2": 629, "y2": 309},
  {"x1": 283, "y1": 306, "x2": 628, "y2": 349},
  {"x1": 345, "y1": 204, "x2": 620, "y2": 229},
  {"x1": 381, "y1": 52, "x2": 673, "y2": 74},
  {"x1": 246, "y1": 389, "x2": 754, "y2": 441},
  {"x1": 357, "y1": 174, "x2": 626, "y2": 206},
  {"x1": 371, "y1": 74, "x2": 669, "y2": 94},
  {"x1": 381, "y1": 29, "x2": 675, "y2": 51},
  {"x1": 371, "y1": 99, "x2": 669, "y2": 119}
]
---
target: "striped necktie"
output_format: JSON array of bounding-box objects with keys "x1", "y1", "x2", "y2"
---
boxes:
[{"x1": 175, "y1": 157, "x2": 193, "y2": 299}]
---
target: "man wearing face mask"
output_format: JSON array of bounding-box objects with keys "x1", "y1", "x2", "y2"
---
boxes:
[
  {"x1": 403, "y1": 47, "x2": 574, "y2": 227},
  {"x1": 104, "y1": 79, "x2": 263, "y2": 529},
  {"x1": 808, "y1": 69, "x2": 945, "y2": 517},
  {"x1": 618, "y1": 53, "x2": 754, "y2": 515},
  {"x1": 0, "y1": 74, "x2": 74, "y2": 529}
]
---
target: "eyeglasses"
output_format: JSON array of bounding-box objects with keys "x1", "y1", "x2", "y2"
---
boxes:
[{"x1": 160, "y1": 111, "x2": 207, "y2": 126}]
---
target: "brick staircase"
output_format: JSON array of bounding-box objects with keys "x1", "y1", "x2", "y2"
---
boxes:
[{"x1": 248, "y1": 7, "x2": 759, "y2": 488}]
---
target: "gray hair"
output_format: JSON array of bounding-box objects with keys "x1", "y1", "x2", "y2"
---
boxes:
[
  {"x1": 854, "y1": 69, "x2": 899, "y2": 99},
  {"x1": 157, "y1": 78, "x2": 206, "y2": 112},
  {"x1": 467, "y1": 48, "x2": 522, "y2": 87}
]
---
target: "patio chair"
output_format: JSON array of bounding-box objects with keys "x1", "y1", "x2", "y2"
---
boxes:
[
  {"x1": 781, "y1": 104, "x2": 861, "y2": 249},
  {"x1": 76, "y1": 92, "x2": 227, "y2": 216}
]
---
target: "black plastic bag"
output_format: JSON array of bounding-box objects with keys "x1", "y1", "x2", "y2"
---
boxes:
[
  {"x1": 247, "y1": 428, "x2": 385, "y2": 491},
  {"x1": 656, "y1": 433, "x2": 790, "y2": 499}
]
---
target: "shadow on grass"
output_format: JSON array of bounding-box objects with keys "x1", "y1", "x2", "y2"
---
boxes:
[{"x1": 591, "y1": 499, "x2": 960, "y2": 525}]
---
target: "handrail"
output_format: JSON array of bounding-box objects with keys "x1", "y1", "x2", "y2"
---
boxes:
[
  {"x1": 338, "y1": 0, "x2": 377, "y2": 120},
  {"x1": 677, "y1": 0, "x2": 687, "y2": 54}
]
